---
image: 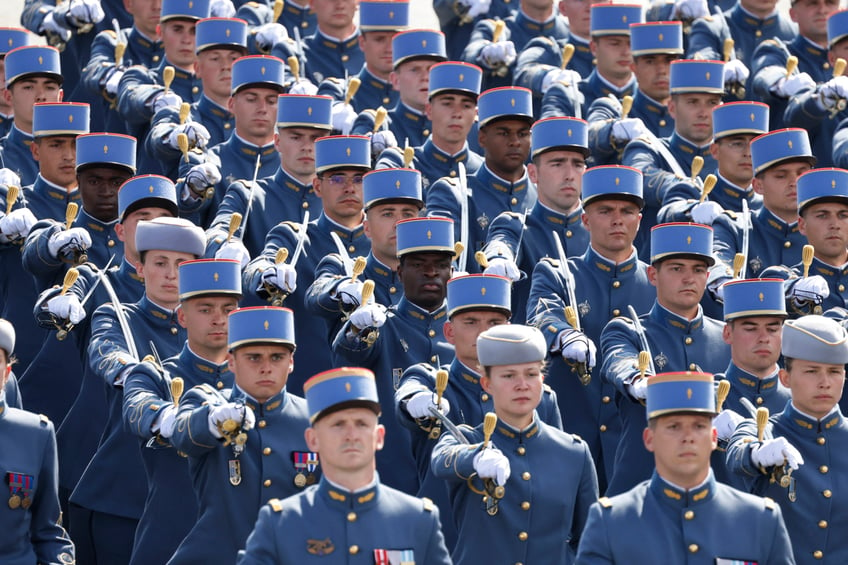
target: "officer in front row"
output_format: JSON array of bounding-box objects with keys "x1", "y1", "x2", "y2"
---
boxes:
[
  {"x1": 170, "y1": 306, "x2": 315, "y2": 565},
  {"x1": 0, "y1": 318, "x2": 75, "y2": 564},
  {"x1": 431, "y1": 324, "x2": 598, "y2": 565},
  {"x1": 576, "y1": 371, "x2": 795, "y2": 564},
  {"x1": 238, "y1": 366, "x2": 452, "y2": 564}
]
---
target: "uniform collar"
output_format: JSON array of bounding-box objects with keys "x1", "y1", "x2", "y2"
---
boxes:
[
  {"x1": 791, "y1": 33, "x2": 827, "y2": 60},
  {"x1": 755, "y1": 206, "x2": 798, "y2": 234},
  {"x1": 650, "y1": 470, "x2": 716, "y2": 509},
  {"x1": 649, "y1": 302, "x2": 704, "y2": 333},
  {"x1": 515, "y1": 9, "x2": 558, "y2": 32},
  {"x1": 478, "y1": 164, "x2": 530, "y2": 196},
  {"x1": 809, "y1": 255, "x2": 848, "y2": 278},
  {"x1": 582, "y1": 245, "x2": 639, "y2": 277},
  {"x1": 236, "y1": 385, "x2": 289, "y2": 416},
  {"x1": 724, "y1": 362, "x2": 780, "y2": 395},
  {"x1": 731, "y1": 3, "x2": 779, "y2": 29},
  {"x1": 197, "y1": 94, "x2": 232, "y2": 121},
  {"x1": 120, "y1": 257, "x2": 145, "y2": 283},
  {"x1": 396, "y1": 295, "x2": 448, "y2": 323},
  {"x1": 451, "y1": 357, "x2": 482, "y2": 389},
  {"x1": 783, "y1": 401, "x2": 844, "y2": 434},
  {"x1": 225, "y1": 133, "x2": 277, "y2": 159},
  {"x1": 33, "y1": 174, "x2": 79, "y2": 203},
  {"x1": 588, "y1": 68, "x2": 636, "y2": 98},
  {"x1": 633, "y1": 88, "x2": 667, "y2": 116},
  {"x1": 158, "y1": 57, "x2": 194, "y2": 81},
  {"x1": 668, "y1": 131, "x2": 712, "y2": 158},
  {"x1": 285, "y1": 0, "x2": 313, "y2": 16},
  {"x1": 531, "y1": 201, "x2": 582, "y2": 228},
  {"x1": 359, "y1": 66, "x2": 390, "y2": 88},
  {"x1": 422, "y1": 137, "x2": 471, "y2": 164},
  {"x1": 275, "y1": 167, "x2": 314, "y2": 197},
  {"x1": 365, "y1": 252, "x2": 397, "y2": 282},
  {"x1": 139, "y1": 295, "x2": 178, "y2": 325},
  {"x1": 393, "y1": 101, "x2": 425, "y2": 122},
  {"x1": 318, "y1": 475, "x2": 381, "y2": 511},
  {"x1": 315, "y1": 27, "x2": 360, "y2": 48},
  {"x1": 492, "y1": 413, "x2": 542, "y2": 446},
  {"x1": 129, "y1": 26, "x2": 160, "y2": 50},
  {"x1": 8, "y1": 125, "x2": 33, "y2": 145},
  {"x1": 714, "y1": 172, "x2": 752, "y2": 201},
  {"x1": 178, "y1": 344, "x2": 230, "y2": 377},
  {"x1": 316, "y1": 212, "x2": 365, "y2": 241}
]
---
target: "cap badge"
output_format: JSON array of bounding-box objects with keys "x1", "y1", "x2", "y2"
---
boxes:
[
  {"x1": 426, "y1": 229, "x2": 432, "y2": 239},
  {"x1": 103, "y1": 145, "x2": 109, "y2": 154},
  {"x1": 214, "y1": 272, "x2": 220, "y2": 282},
  {"x1": 307, "y1": 106, "x2": 313, "y2": 116},
  {"x1": 510, "y1": 97, "x2": 515, "y2": 107},
  {"x1": 686, "y1": 236, "x2": 692, "y2": 245},
  {"x1": 480, "y1": 286, "x2": 486, "y2": 296},
  {"x1": 615, "y1": 176, "x2": 620, "y2": 186},
  {"x1": 264, "y1": 320, "x2": 270, "y2": 331},
  {"x1": 226, "y1": 28, "x2": 231, "y2": 38},
  {"x1": 395, "y1": 180, "x2": 401, "y2": 189},
  {"x1": 346, "y1": 147, "x2": 351, "y2": 156},
  {"x1": 758, "y1": 292, "x2": 764, "y2": 302},
  {"x1": 687, "y1": 387, "x2": 692, "y2": 399},
  {"x1": 345, "y1": 382, "x2": 351, "y2": 392},
  {"x1": 458, "y1": 73, "x2": 464, "y2": 82},
  {"x1": 38, "y1": 56, "x2": 43, "y2": 65},
  {"x1": 261, "y1": 66, "x2": 266, "y2": 75},
  {"x1": 149, "y1": 185, "x2": 155, "y2": 193}
]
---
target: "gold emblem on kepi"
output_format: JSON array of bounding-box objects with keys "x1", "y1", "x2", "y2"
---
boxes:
[
  {"x1": 426, "y1": 229, "x2": 432, "y2": 239},
  {"x1": 149, "y1": 185, "x2": 155, "y2": 193},
  {"x1": 307, "y1": 106, "x2": 313, "y2": 116},
  {"x1": 658, "y1": 33, "x2": 663, "y2": 42},
  {"x1": 615, "y1": 177, "x2": 620, "y2": 186},
  {"x1": 567, "y1": 128, "x2": 572, "y2": 137},
  {"x1": 264, "y1": 320, "x2": 270, "y2": 330},
  {"x1": 306, "y1": 538, "x2": 335, "y2": 556},
  {"x1": 686, "y1": 236, "x2": 692, "y2": 245},
  {"x1": 214, "y1": 272, "x2": 220, "y2": 282},
  {"x1": 459, "y1": 73, "x2": 464, "y2": 82},
  {"x1": 788, "y1": 140, "x2": 793, "y2": 149},
  {"x1": 68, "y1": 114, "x2": 73, "y2": 123},
  {"x1": 188, "y1": 0, "x2": 193, "y2": 7},
  {"x1": 395, "y1": 180, "x2": 401, "y2": 189},
  {"x1": 422, "y1": 40, "x2": 427, "y2": 48},
  {"x1": 103, "y1": 145, "x2": 109, "y2": 154},
  {"x1": 38, "y1": 56, "x2": 43, "y2": 65},
  {"x1": 687, "y1": 387, "x2": 693, "y2": 399},
  {"x1": 345, "y1": 382, "x2": 351, "y2": 392},
  {"x1": 346, "y1": 147, "x2": 351, "y2": 156},
  {"x1": 261, "y1": 66, "x2": 266, "y2": 75},
  {"x1": 510, "y1": 98, "x2": 515, "y2": 107},
  {"x1": 6, "y1": 39, "x2": 11, "y2": 48},
  {"x1": 705, "y1": 72, "x2": 710, "y2": 80},
  {"x1": 389, "y1": 10, "x2": 394, "y2": 18},
  {"x1": 226, "y1": 28, "x2": 231, "y2": 37},
  {"x1": 833, "y1": 179, "x2": 837, "y2": 189},
  {"x1": 622, "y1": 15, "x2": 627, "y2": 23},
  {"x1": 750, "y1": 113, "x2": 755, "y2": 122},
  {"x1": 480, "y1": 287, "x2": 486, "y2": 296},
  {"x1": 759, "y1": 292, "x2": 764, "y2": 302}
]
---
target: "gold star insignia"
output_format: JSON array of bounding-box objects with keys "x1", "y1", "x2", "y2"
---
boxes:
[
  {"x1": 788, "y1": 140, "x2": 793, "y2": 149},
  {"x1": 705, "y1": 71, "x2": 710, "y2": 80},
  {"x1": 615, "y1": 177, "x2": 620, "y2": 186},
  {"x1": 68, "y1": 114, "x2": 73, "y2": 123}
]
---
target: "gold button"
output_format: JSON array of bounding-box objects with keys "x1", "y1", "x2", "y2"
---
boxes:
[
  {"x1": 170, "y1": 327, "x2": 178, "y2": 335},
  {"x1": 689, "y1": 544, "x2": 699, "y2": 553},
  {"x1": 301, "y1": 21, "x2": 309, "y2": 28},
  {"x1": 756, "y1": 397, "x2": 763, "y2": 405},
  {"x1": 264, "y1": 479, "x2": 272, "y2": 487},
  {"x1": 518, "y1": 532, "x2": 528, "y2": 541},
  {"x1": 349, "y1": 545, "x2": 359, "y2": 555},
  {"x1": 522, "y1": 472, "x2": 531, "y2": 480},
  {"x1": 383, "y1": 97, "x2": 390, "y2": 104},
  {"x1": 341, "y1": 54, "x2": 349, "y2": 62},
  {"x1": 825, "y1": 62, "x2": 831, "y2": 70},
  {"x1": 819, "y1": 520, "x2": 828, "y2": 528},
  {"x1": 431, "y1": 355, "x2": 437, "y2": 363},
  {"x1": 521, "y1": 501, "x2": 530, "y2": 510},
  {"x1": 820, "y1": 465, "x2": 829, "y2": 474},
  {"x1": 689, "y1": 363, "x2": 696, "y2": 370},
  {"x1": 192, "y1": 86, "x2": 199, "y2": 94},
  {"x1": 813, "y1": 550, "x2": 823, "y2": 559},
  {"x1": 389, "y1": 286, "x2": 397, "y2": 294},
  {"x1": 684, "y1": 510, "x2": 694, "y2": 520},
  {"x1": 755, "y1": 30, "x2": 762, "y2": 37},
  {"x1": 107, "y1": 240, "x2": 115, "y2": 247},
  {"x1": 422, "y1": 129, "x2": 430, "y2": 137},
  {"x1": 602, "y1": 396, "x2": 611, "y2": 403},
  {"x1": 258, "y1": 420, "x2": 267, "y2": 428},
  {"x1": 217, "y1": 381, "x2": 224, "y2": 389},
  {"x1": 840, "y1": 284, "x2": 845, "y2": 292},
  {"x1": 612, "y1": 309, "x2": 620, "y2": 316},
  {"x1": 784, "y1": 241, "x2": 791, "y2": 248},
  {"x1": 224, "y1": 123, "x2": 231, "y2": 129},
  {"x1": 481, "y1": 393, "x2": 489, "y2": 402},
  {"x1": 659, "y1": 119, "x2": 666, "y2": 127},
  {"x1": 302, "y1": 201, "x2": 309, "y2": 209},
  {"x1": 428, "y1": 329, "x2": 436, "y2": 337},
  {"x1": 600, "y1": 425, "x2": 607, "y2": 432},
  {"x1": 153, "y1": 55, "x2": 160, "y2": 63},
  {"x1": 612, "y1": 281, "x2": 620, "y2": 288},
  {"x1": 685, "y1": 337, "x2": 693, "y2": 345},
  {"x1": 511, "y1": 197, "x2": 518, "y2": 205},
  {"x1": 517, "y1": 446, "x2": 526, "y2": 455},
  {"x1": 561, "y1": 229, "x2": 572, "y2": 239},
  {"x1": 823, "y1": 489, "x2": 832, "y2": 498},
  {"x1": 263, "y1": 447, "x2": 271, "y2": 455},
  {"x1": 347, "y1": 512, "x2": 356, "y2": 522},
  {"x1": 818, "y1": 437, "x2": 826, "y2": 445},
  {"x1": 449, "y1": 170, "x2": 457, "y2": 177},
  {"x1": 348, "y1": 245, "x2": 355, "y2": 253}
]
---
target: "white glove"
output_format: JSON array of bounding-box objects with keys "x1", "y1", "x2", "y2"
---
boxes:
[
  {"x1": 335, "y1": 278, "x2": 365, "y2": 306},
  {"x1": 210, "y1": 0, "x2": 236, "y2": 17},
  {"x1": 155, "y1": 404, "x2": 179, "y2": 439},
  {"x1": 405, "y1": 390, "x2": 451, "y2": 419},
  {"x1": 255, "y1": 23, "x2": 288, "y2": 52},
  {"x1": 184, "y1": 163, "x2": 221, "y2": 197},
  {"x1": 40, "y1": 12, "x2": 72, "y2": 40},
  {"x1": 288, "y1": 79, "x2": 318, "y2": 96},
  {"x1": 260, "y1": 263, "x2": 298, "y2": 293},
  {"x1": 207, "y1": 402, "x2": 256, "y2": 438},
  {"x1": 473, "y1": 446, "x2": 510, "y2": 486},
  {"x1": 556, "y1": 329, "x2": 597, "y2": 368},
  {"x1": 48, "y1": 227, "x2": 92, "y2": 258},
  {"x1": 484, "y1": 257, "x2": 520, "y2": 282},
  {"x1": 215, "y1": 240, "x2": 250, "y2": 269},
  {"x1": 370, "y1": 130, "x2": 398, "y2": 157},
  {"x1": 627, "y1": 377, "x2": 648, "y2": 400},
  {"x1": 674, "y1": 0, "x2": 709, "y2": 19},
  {"x1": 104, "y1": 68, "x2": 124, "y2": 96},
  {"x1": 818, "y1": 75, "x2": 848, "y2": 110},
  {"x1": 751, "y1": 436, "x2": 804, "y2": 470},
  {"x1": 708, "y1": 275, "x2": 730, "y2": 301},
  {"x1": 771, "y1": 72, "x2": 816, "y2": 98},
  {"x1": 0, "y1": 168, "x2": 21, "y2": 188},
  {"x1": 480, "y1": 41, "x2": 516, "y2": 70},
  {"x1": 541, "y1": 68, "x2": 582, "y2": 93},
  {"x1": 611, "y1": 118, "x2": 650, "y2": 143},
  {"x1": 713, "y1": 409, "x2": 744, "y2": 442},
  {"x1": 349, "y1": 302, "x2": 387, "y2": 330},
  {"x1": 67, "y1": 0, "x2": 105, "y2": 27},
  {"x1": 0, "y1": 208, "x2": 37, "y2": 242},
  {"x1": 168, "y1": 122, "x2": 211, "y2": 151},
  {"x1": 792, "y1": 275, "x2": 830, "y2": 303},
  {"x1": 690, "y1": 201, "x2": 723, "y2": 225},
  {"x1": 723, "y1": 59, "x2": 749, "y2": 85},
  {"x1": 46, "y1": 294, "x2": 86, "y2": 325},
  {"x1": 458, "y1": 0, "x2": 492, "y2": 19},
  {"x1": 331, "y1": 102, "x2": 357, "y2": 135},
  {"x1": 152, "y1": 90, "x2": 183, "y2": 114}
]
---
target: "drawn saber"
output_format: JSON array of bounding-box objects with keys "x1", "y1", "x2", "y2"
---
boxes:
[
  {"x1": 627, "y1": 304, "x2": 655, "y2": 375},
  {"x1": 553, "y1": 231, "x2": 590, "y2": 385}
]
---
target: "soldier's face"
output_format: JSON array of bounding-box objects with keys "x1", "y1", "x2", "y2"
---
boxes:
[
  {"x1": 644, "y1": 414, "x2": 716, "y2": 490},
  {"x1": 5, "y1": 78, "x2": 62, "y2": 131},
  {"x1": 752, "y1": 160, "x2": 810, "y2": 222},
  {"x1": 363, "y1": 202, "x2": 419, "y2": 262},
  {"x1": 125, "y1": 0, "x2": 162, "y2": 38},
  {"x1": 78, "y1": 166, "x2": 131, "y2": 222},
  {"x1": 723, "y1": 317, "x2": 783, "y2": 377},
  {"x1": 425, "y1": 93, "x2": 477, "y2": 147},
  {"x1": 591, "y1": 35, "x2": 632, "y2": 83},
  {"x1": 631, "y1": 54, "x2": 676, "y2": 103},
  {"x1": 310, "y1": 0, "x2": 357, "y2": 35},
  {"x1": 178, "y1": 296, "x2": 238, "y2": 358},
  {"x1": 444, "y1": 310, "x2": 508, "y2": 368},
  {"x1": 528, "y1": 149, "x2": 585, "y2": 214},
  {"x1": 0, "y1": 60, "x2": 8, "y2": 113},
  {"x1": 195, "y1": 48, "x2": 240, "y2": 102},
  {"x1": 559, "y1": 0, "x2": 591, "y2": 38},
  {"x1": 31, "y1": 136, "x2": 77, "y2": 190},
  {"x1": 275, "y1": 127, "x2": 323, "y2": 182},
  {"x1": 668, "y1": 93, "x2": 721, "y2": 145},
  {"x1": 136, "y1": 250, "x2": 195, "y2": 308},
  {"x1": 481, "y1": 361, "x2": 544, "y2": 428},
  {"x1": 229, "y1": 344, "x2": 294, "y2": 403},
  {"x1": 710, "y1": 134, "x2": 754, "y2": 189},
  {"x1": 799, "y1": 202, "x2": 848, "y2": 265},
  {"x1": 397, "y1": 253, "x2": 452, "y2": 311},
  {"x1": 229, "y1": 87, "x2": 279, "y2": 143},
  {"x1": 305, "y1": 407, "x2": 384, "y2": 479},
  {"x1": 313, "y1": 168, "x2": 365, "y2": 225},
  {"x1": 478, "y1": 119, "x2": 531, "y2": 178},
  {"x1": 582, "y1": 199, "x2": 641, "y2": 259},
  {"x1": 159, "y1": 19, "x2": 197, "y2": 69},
  {"x1": 831, "y1": 40, "x2": 848, "y2": 72},
  {"x1": 780, "y1": 360, "x2": 845, "y2": 419},
  {"x1": 359, "y1": 31, "x2": 394, "y2": 78},
  {"x1": 391, "y1": 59, "x2": 437, "y2": 110},
  {"x1": 790, "y1": 0, "x2": 839, "y2": 45},
  {"x1": 648, "y1": 258, "x2": 708, "y2": 316}
]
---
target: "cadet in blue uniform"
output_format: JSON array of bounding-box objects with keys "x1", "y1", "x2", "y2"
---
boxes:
[
  {"x1": 623, "y1": 59, "x2": 724, "y2": 261},
  {"x1": 709, "y1": 278, "x2": 789, "y2": 483},
  {"x1": 540, "y1": 4, "x2": 641, "y2": 121},
  {"x1": 528, "y1": 165, "x2": 656, "y2": 489},
  {"x1": 577, "y1": 371, "x2": 795, "y2": 564},
  {"x1": 587, "y1": 21, "x2": 682, "y2": 167},
  {"x1": 241, "y1": 135, "x2": 371, "y2": 391},
  {"x1": 432, "y1": 324, "x2": 598, "y2": 565},
  {"x1": 376, "y1": 61, "x2": 483, "y2": 191},
  {"x1": 0, "y1": 318, "x2": 75, "y2": 565},
  {"x1": 170, "y1": 306, "x2": 315, "y2": 565},
  {"x1": 727, "y1": 314, "x2": 848, "y2": 565},
  {"x1": 68, "y1": 216, "x2": 203, "y2": 565},
  {"x1": 122, "y1": 258, "x2": 241, "y2": 565},
  {"x1": 0, "y1": 45, "x2": 63, "y2": 186},
  {"x1": 143, "y1": 17, "x2": 248, "y2": 178},
  {"x1": 238, "y1": 366, "x2": 452, "y2": 565},
  {"x1": 482, "y1": 117, "x2": 590, "y2": 323},
  {"x1": 600, "y1": 223, "x2": 730, "y2": 495},
  {"x1": 178, "y1": 54, "x2": 285, "y2": 227},
  {"x1": 427, "y1": 86, "x2": 535, "y2": 273},
  {"x1": 350, "y1": 29, "x2": 447, "y2": 152},
  {"x1": 306, "y1": 167, "x2": 423, "y2": 336},
  {"x1": 333, "y1": 217, "x2": 456, "y2": 494},
  {"x1": 236, "y1": 0, "x2": 316, "y2": 43},
  {"x1": 434, "y1": 0, "x2": 514, "y2": 61},
  {"x1": 0, "y1": 28, "x2": 33, "y2": 139}
]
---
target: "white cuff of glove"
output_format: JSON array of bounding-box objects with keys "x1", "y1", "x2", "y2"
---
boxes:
[
  {"x1": 472, "y1": 446, "x2": 511, "y2": 486},
  {"x1": 484, "y1": 257, "x2": 520, "y2": 282},
  {"x1": 690, "y1": 201, "x2": 723, "y2": 225},
  {"x1": 260, "y1": 263, "x2": 298, "y2": 293},
  {"x1": 48, "y1": 228, "x2": 93, "y2": 258},
  {"x1": 751, "y1": 437, "x2": 804, "y2": 470},
  {"x1": 154, "y1": 404, "x2": 179, "y2": 438},
  {"x1": 349, "y1": 303, "x2": 387, "y2": 330},
  {"x1": 406, "y1": 390, "x2": 451, "y2": 419},
  {"x1": 46, "y1": 294, "x2": 86, "y2": 325},
  {"x1": 556, "y1": 329, "x2": 597, "y2": 367},
  {"x1": 215, "y1": 240, "x2": 250, "y2": 269},
  {"x1": 627, "y1": 377, "x2": 648, "y2": 400},
  {"x1": 713, "y1": 409, "x2": 744, "y2": 441}
]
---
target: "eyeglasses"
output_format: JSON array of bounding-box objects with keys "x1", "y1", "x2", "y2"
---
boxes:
[
  {"x1": 718, "y1": 139, "x2": 749, "y2": 152},
  {"x1": 321, "y1": 174, "x2": 364, "y2": 187}
]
